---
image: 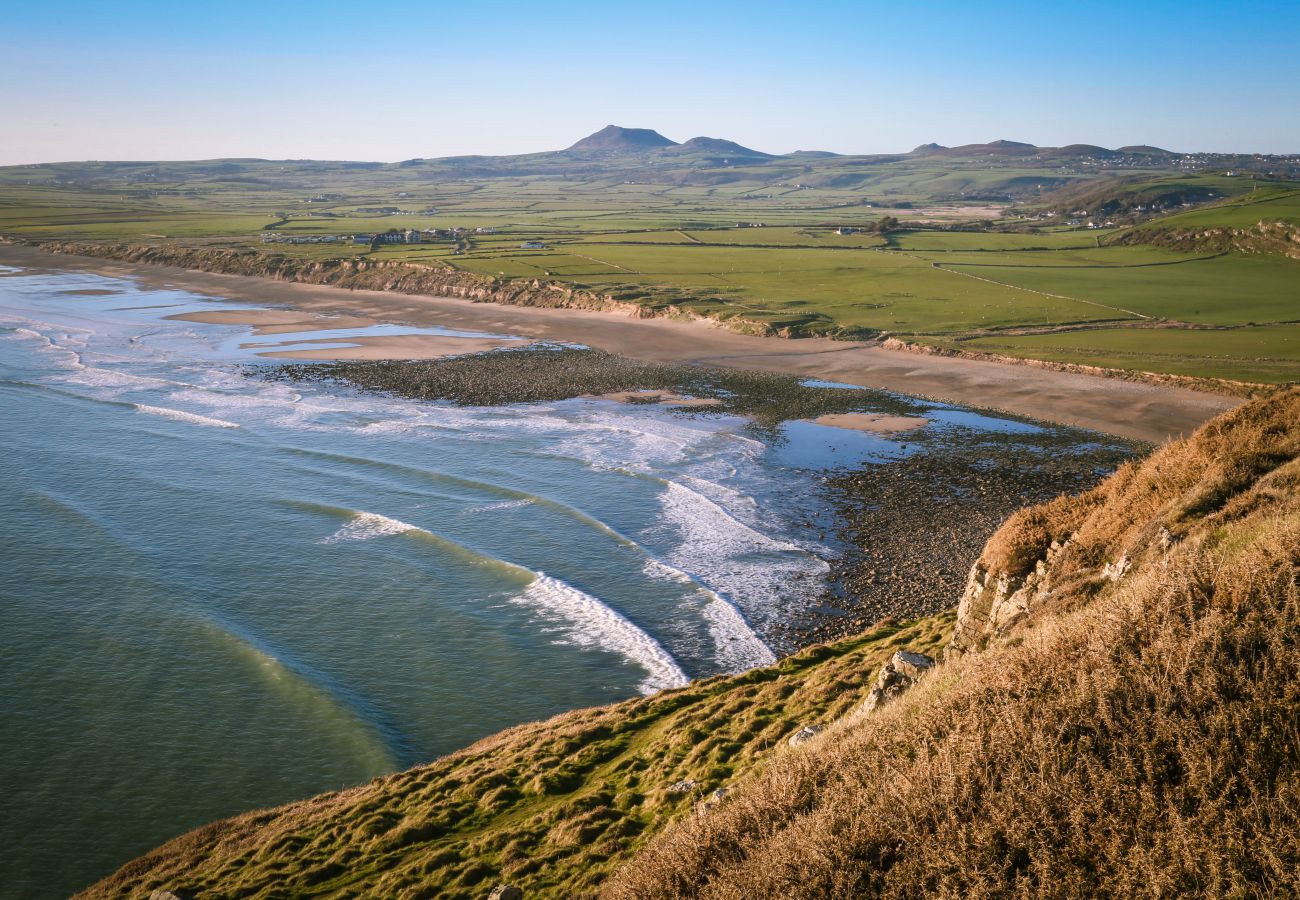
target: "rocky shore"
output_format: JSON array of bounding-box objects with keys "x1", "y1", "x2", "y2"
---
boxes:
[{"x1": 261, "y1": 347, "x2": 1140, "y2": 648}]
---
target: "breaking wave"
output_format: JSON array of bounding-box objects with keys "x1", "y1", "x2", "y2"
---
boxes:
[
  {"x1": 320, "y1": 511, "x2": 419, "y2": 544},
  {"x1": 134, "y1": 404, "x2": 241, "y2": 429},
  {"x1": 513, "y1": 574, "x2": 690, "y2": 695},
  {"x1": 314, "y1": 507, "x2": 690, "y2": 694}
]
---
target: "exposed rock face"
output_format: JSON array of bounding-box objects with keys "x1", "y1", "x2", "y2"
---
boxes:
[
  {"x1": 787, "y1": 725, "x2": 823, "y2": 747},
  {"x1": 862, "y1": 650, "x2": 936, "y2": 712},
  {"x1": 488, "y1": 885, "x2": 522, "y2": 900},
  {"x1": 148, "y1": 891, "x2": 193, "y2": 900},
  {"x1": 948, "y1": 538, "x2": 1073, "y2": 656}
]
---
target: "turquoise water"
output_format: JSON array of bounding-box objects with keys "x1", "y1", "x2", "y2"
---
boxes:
[{"x1": 0, "y1": 263, "x2": 1057, "y2": 897}]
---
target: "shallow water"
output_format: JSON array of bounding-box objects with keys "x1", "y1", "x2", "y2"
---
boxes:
[{"x1": 0, "y1": 265, "x2": 1061, "y2": 896}]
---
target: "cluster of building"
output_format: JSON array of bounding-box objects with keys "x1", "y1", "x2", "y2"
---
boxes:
[
  {"x1": 260, "y1": 233, "x2": 349, "y2": 245},
  {"x1": 259, "y1": 224, "x2": 524, "y2": 249},
  {"x1": 351, "y1": 229, "x2": 423, "y2": 245}
]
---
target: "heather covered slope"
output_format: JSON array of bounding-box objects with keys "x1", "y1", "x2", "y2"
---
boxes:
[{"x1": 610, "y1": 388, "x2": 1300, "y2": 898}]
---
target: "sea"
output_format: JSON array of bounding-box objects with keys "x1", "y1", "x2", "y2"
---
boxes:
[{"x1": 0, "y1": 261, "x2": 1048, "y2": 897}]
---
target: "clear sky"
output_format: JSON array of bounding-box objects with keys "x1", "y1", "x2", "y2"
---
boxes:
[{"x1": 2, "y1": 0, "x2": 1297, "y2": 164}]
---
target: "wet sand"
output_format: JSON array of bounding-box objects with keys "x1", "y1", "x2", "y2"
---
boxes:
[
  {"x1": 811, "y1": 413, "x2": 929, "y2": 433},
  {"x1": 254, "y1": 333, "x2": 525, "y2": 361},
  {"x1": 0, "y1": 244, "x2": 1240, "y2": 442},
  {"x1": 170, "y1": 308, "x2": 379, "y2": 335},
  {"x1": 597, "y1": 390, "x2": 725, "y2": 408},
  {"x1": 173, "y1": 308, "x2": 526, "y2": 359}
]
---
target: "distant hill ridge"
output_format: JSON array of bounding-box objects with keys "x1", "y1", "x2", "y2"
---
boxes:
[
  {"x1": 565, "y1": 125, "x2": 678, "y2": 152},
  {"x1": 562, "y1": 128, "x2": 1185, "y2": 160}
]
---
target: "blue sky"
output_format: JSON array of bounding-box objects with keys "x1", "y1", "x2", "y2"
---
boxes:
[{"x1": 2, "y1": 0, "x2": 1297, "y2": 163}]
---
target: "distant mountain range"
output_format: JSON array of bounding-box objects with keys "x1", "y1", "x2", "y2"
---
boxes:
[
  {"x1": 554, "y1": 126, "x2": 1180, "y2": 161},
  {"x1": 8, "y1": 126, "x2": 1294, "y2": 202},
  {"x1": 565, "y1": 125, "x2": 773, "y2": 158}
]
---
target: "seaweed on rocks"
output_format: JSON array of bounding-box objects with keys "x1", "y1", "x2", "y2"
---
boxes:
[
  {"x1": 781, "y1": 427, "x2": 1142, "y2": 645},
  {"x1": 259, "y1": 346, "x2": 927, "y2": 428}
]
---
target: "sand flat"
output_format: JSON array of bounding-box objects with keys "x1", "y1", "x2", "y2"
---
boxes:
[
  {"x1": 169, "y1": 308, "x2": 378, "y2": 335},
  {"x1": 253, "y1": 333, "x2": 526, "y2": 360},
  {"x1": 811, "y1": 413, "x2": 929, "y2": 433},
  {"x1": 597, "y1": 390, "x2": 724, "y2": 408}
]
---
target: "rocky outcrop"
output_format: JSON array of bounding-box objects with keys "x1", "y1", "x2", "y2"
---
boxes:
[
  {"x1": 488, "y1": 885, "x2": 522, "y2": 900},
  {"x1": 861, "y1": 650, "x2": 936, "y2": 712},
  {"x1": 695, "y1": 788, "x2": 728, "y2": 816},
  {"x1": 947, "y1": 537, "x2": 1073, "y2": 656},
  {"x1": 1114, "y1": 219, "x2": 1300, "y2": 259}
]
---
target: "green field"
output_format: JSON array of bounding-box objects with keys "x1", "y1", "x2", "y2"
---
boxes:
[
  {"x1": 949, "y1": 323, "x2": 1300, "y2": 383},
  {"x1": 1, "y1": 156, "x2": 1297, "y2": 383}
]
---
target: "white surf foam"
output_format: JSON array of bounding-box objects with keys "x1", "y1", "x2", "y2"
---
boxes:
[
  {"x1": 513, "y1": 573, "x2": 690, "y2": 695},
  {"x1": 640, "y1": 559, "x2": 776, "y2": 671},
  {"x1": 659, "y1": 479, "x2": 806, "y2": 555},
  {"x1": 315, "y1": 510, "x2": 687, "y2": 694},
  {"x1": 134, "y1": 404, "x2": 241, "y2": 429},
  {"x1": 319, "y1": 511, "x2": 419, "y2": 544},
  {"x1": 466, "y1": 498, "x2": 535, "y2": 513}
]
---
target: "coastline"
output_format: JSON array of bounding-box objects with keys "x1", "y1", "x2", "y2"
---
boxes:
[{"x1": 0, "y1": 243, "x2": 1239, "y2": 443}]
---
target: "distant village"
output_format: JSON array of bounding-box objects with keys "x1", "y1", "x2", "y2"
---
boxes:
[{"x1": 258, "y1": 222, "x2": 551, "y2": 250}]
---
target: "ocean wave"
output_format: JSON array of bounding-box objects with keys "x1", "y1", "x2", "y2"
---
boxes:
[
  {"x1": 313, "y1": 507, "x2": 688, "y2": 695},
  {"x1": 319, "y1": 511, "x2": 419, "y2": 544},
  {"x1": 658, "y1": 478, "x2": 806, "y2": 555},
  {"x1": 639, "y1": 558, "x2": 776, "y2": 672},
  {"x1": 466, "y1": 498, "x2": 536, "y2": 513},
  {"x1": 513, "y1": 574, "x2": 689, "y2": 695},
  {"x1": 134, "y1": 403, "x2": 241, "y2": 429}
]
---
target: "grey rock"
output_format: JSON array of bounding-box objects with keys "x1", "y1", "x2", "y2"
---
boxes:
[
  {"x1": 695, "y1": 787, "x2": 728, "y2": 816},
  {"x1": 787, "y1": 725, "x2": 823, "y2": 747},
  {"x1": 862, "y1": 649, "x2": 936, "y2": 713},
  {"x1": 667, "y1": 779, "x2": 699, "y2": 793},
  {"x1": 488, "y1": 886, "x2": 523, "y2": 900}
]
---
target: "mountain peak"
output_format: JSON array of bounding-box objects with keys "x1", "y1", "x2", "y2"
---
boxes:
[
  {"x1": 567, "y1": 125, "x2": 678, "y2": 153},
  {"x1": 673, "y1": 136, "x2": 770, "y2": 157}
]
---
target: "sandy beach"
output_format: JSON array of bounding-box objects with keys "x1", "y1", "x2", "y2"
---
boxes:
[{"x1": 0, "y1": 244, "x2": 1240, "y2": 442}]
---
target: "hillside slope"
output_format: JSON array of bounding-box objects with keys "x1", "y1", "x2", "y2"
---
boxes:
[
  {"x1": 611, "y1": 388, "x2": 1300, "y2": 898},
  {"x1": 81, "y1": 390, "x2": 1300, "y2": 898}
]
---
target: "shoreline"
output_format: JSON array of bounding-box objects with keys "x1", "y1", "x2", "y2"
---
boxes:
[{"x1": 0, "y1": 243, "x2": 1239, "y2": 443}]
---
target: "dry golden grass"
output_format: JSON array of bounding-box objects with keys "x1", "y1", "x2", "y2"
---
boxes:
[{"x1": 607, "y1": 389, "x2": 1300, "y2": 899}]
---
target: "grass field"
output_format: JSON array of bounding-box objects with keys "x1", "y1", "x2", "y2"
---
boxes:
[
  {"x1": 945, "y1": 323, "x2": 1300, "y2": 382},
  {"x1": 1, "y1": 161, "x2": 1297, "y2": 383}
]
